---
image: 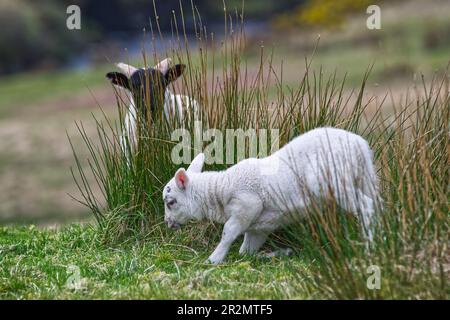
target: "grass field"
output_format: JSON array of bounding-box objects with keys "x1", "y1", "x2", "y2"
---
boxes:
[{"x1": 0, "y1": 225, "x2": 309, "y2": 299}]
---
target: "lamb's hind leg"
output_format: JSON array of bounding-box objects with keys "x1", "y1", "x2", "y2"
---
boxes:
[
  {"x1": 336, "y1": 187, "x2": 375, "y2": 244},
  {"x1": 359, "y1": 193, "x2": 375, "y2": 244},
  {"x1": 239, "y1": 231, "x2": 268, "y2": 255}
]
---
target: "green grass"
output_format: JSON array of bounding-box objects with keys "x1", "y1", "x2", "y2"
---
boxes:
[{"x1": 0, "y1": 225, "x2": 308, "y2": 299}]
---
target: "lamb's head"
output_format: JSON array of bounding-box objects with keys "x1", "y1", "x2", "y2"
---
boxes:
[
  {"x1": 106, "y1": 58, "x2": 185, "y2": 115},
  {"x1": 163, "y1": 153, "x2": 205, "y2": 229}
]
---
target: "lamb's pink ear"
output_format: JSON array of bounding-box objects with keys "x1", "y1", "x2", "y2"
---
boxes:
[
  {"x1": 187, "y1": 153, "x2": 205, "y2": 173},
  {"x1": 175, "y1": 168, "x2": 188, "y2": 190}
]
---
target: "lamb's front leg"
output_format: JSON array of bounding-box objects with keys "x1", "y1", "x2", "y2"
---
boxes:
[
  {"x1": 206, "y1": 216, "x2": 246, "y2": 265},
  {"x1": 206, "y1": 193, "x2": 263, "y2": 265}
]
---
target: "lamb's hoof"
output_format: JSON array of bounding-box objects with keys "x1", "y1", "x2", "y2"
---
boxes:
[
  {"x1": 204, "y1": 257, "x2": 222, "y2": 265},
  {"x1": 258, "y1": 248, "x2": 294, "y2": 259}
]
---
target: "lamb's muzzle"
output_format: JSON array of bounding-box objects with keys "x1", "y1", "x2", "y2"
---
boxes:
[{"x1": 165, "y1": 217, "x2": 181, "y2": 230}]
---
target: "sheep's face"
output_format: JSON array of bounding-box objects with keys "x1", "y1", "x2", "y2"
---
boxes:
[
  {"x1": 163, "y1": 154, "x2": 205, "y2": 230},
  {"x1": 106, "y1": 59, "x2": 185, "y2": 118},
  {"x1": 163, "y1": 175, "x2": 193, "y2": 229}
]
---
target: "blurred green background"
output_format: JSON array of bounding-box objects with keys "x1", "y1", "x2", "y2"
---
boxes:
[{"x1": 0, "y1": 0, "x2": 449, "y2": 225}]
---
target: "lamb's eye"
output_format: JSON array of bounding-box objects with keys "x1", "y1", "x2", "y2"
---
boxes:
[{"x1": 167, "y1": 199, "x2": 177, "y2": 208}]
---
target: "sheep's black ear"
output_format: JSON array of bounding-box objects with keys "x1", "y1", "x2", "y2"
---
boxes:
[
  {"x1": 106, "y1": 72, "x2": 130, "y2": 89},
  {"x1": 165, "y1": 64, "x2": 186, "y2": 83}
]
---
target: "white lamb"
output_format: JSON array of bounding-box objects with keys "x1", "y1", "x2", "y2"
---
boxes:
[{"x1": 163, "y1": 127, "x2": 379, "y2": 264}]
